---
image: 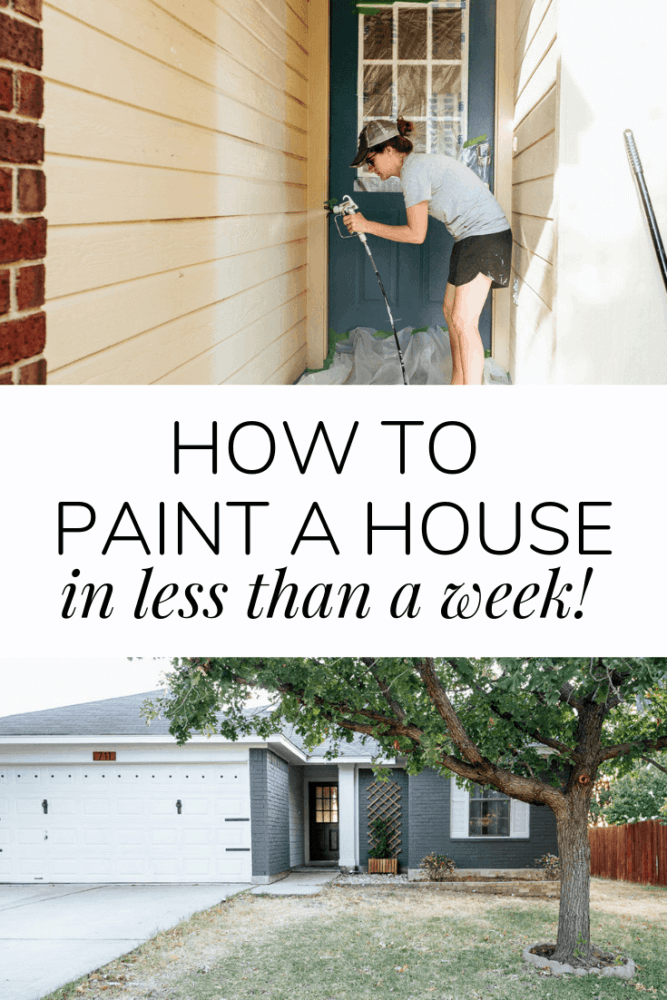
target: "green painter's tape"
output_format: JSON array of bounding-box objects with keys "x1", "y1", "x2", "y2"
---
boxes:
[{"x1": 463, "y1": 134, "x2": 488, "y2": 149}]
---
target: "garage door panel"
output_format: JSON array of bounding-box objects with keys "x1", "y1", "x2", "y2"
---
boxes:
[
  {"x1": 50, "y1": 798, "x2": 77, "y2": 815},
  {"x1": 19, "y1": 859, "x2": 46, "y2": 875},
  {"x1": 218, "y1": 828, "x2": 246, "y2": 847},
  {"x1": 152, "y1": 859, "x2": 178, "y2": 875},
  {"x1": 52, "y1": 860, "x2": 79, "y2": 876},
  {"x1": 216, "y1": 857, "x2": 248, "y2": 877},
  {"x1": 83, "y1": 829, "x2": 110, "y2": 845},
  {"x1": 183, "y1": 830, "x2": 210, "y2": 845},
  {"x1": 1, "y1": 763, "x2": 252, "y2": 883},
  {"x1": 216, "y1": 798, "x2": 246, "y2": 815},
  {"x1": 17, "y1": 829, "x2": 47, "y2": 845},
  {"x1": 16, "y1": 801, "x2": 43, "y2": 815},
  {"x1": 117, "y1": 828, "x2": 144, "y2": 845},
  {"x1": 83, "y1": 800, "x2": 110, "y2": 815},
  {"x1": 118, "y1": 860, "x2": 145, "y2": 875},
  {"x1": 117, "y1": 799, "x2": 143, "y2": 815},
  {"x1": 150, "y1": 828, "x2": 177, "y2": 846},
  {"x1": 84, "y1": 859, "x2": 113, "y2": 876},
  {"x1": 179, "y1": 800, "x2": 209, "y2": 817},
  {"x1": 49, "y1": 828, "x2": 78, "y2": 845}
]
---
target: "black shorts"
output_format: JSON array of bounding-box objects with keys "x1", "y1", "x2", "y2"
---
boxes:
[{"x1": 447, "y1": 228, "x2": 513, "y2": 290}]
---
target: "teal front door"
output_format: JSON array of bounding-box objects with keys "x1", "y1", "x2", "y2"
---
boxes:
[{"x1": 328, "y1": 0, "x2": 497, "y2": 348}]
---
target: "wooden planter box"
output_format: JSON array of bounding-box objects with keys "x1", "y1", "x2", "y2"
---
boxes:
[{"x1": 368, "y1": 858, "x2": 398, "y2": 875}]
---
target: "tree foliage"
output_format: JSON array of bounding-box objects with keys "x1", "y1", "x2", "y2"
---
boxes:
[
  {"x1": 593, "y1": 756, "x2": 667, "y2": 825},
  {"x1": 148, "y1": 657, "x2": 667, "y2": 787}
]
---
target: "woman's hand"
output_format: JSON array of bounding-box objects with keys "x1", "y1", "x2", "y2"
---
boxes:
[{"x1": 343, "y1": 212, "x2": 369, "y2": 235}]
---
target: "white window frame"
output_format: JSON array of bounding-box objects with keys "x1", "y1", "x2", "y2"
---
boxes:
[
  {"x1": 356, "y1": 0, "x2": 470, "y2": 185},
  {"x1": 450, "y1": 776, "x2": 530, "y2": 839}
]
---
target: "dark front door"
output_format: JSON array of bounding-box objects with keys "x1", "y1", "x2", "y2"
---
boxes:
[
  {"x1": 328, "y1": 0, "x2": 497, "y2": 348},
  {"x1": 309, "y1": 783, "x2": 339, "y2": 861}
]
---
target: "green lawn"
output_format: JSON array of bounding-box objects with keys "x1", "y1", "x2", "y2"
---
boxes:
[
  {"x1": 44, "y1": 884, "x2": 667, "y2": 1000},
  {"x1": 172, "y1": 890, "x2": 665, "y2": 1000}
]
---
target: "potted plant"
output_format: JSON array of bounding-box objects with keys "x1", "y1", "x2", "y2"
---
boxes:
[{"x1": 367, "y1": 817, "x2": 397, "y2": 874}]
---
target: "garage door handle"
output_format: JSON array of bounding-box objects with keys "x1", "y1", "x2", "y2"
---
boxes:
[
  {"x1": 176, "y1": 799, "x2": 182, "y2": 814},
  {"x1": 42, "y1": 799, "x2": 48, "y2": 814}
]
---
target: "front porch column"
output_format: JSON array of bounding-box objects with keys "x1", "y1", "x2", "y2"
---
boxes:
[{"x1": 337, "y1": 763, "x2": 358, "y2": 871}]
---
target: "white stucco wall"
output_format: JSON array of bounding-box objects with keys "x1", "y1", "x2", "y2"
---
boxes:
[{"x1": 555, "y1": 0, "x2": 667, "y2": 384}]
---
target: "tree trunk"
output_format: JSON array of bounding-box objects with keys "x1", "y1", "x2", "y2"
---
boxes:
[{"x1": 554, "y1": 789, "x2": 593, "y2": 965}]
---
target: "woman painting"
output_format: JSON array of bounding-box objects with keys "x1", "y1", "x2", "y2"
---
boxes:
[{"x1": 344, "y1": 118, "x2": 512, "y2": 386}]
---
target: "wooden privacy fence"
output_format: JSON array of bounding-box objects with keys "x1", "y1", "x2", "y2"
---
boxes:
[{"x1": 589, "y1": 820, "x2": 667, "y2": 885}]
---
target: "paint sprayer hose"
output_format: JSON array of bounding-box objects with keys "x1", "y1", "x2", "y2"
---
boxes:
[{"x1": 361, "y1": 239, "x2": 409, "y2": 386}]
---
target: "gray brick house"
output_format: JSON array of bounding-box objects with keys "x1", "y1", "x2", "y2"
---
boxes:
[{"x1": 0, "y1": 692, "x2": 557, "y2": 884}]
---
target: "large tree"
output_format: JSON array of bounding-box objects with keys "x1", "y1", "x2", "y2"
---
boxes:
[{"x1": 148, "y1": 656, "x2": 667, "y2": 967}]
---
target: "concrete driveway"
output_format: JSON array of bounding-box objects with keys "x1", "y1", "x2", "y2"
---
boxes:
[{"x1": 0, "y1": 882, "x2": 251, "y2": 1000}]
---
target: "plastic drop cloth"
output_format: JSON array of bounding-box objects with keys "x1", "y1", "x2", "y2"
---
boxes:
[{"x1": 298, "y1": 327, "x2": 511, "y2": 386}]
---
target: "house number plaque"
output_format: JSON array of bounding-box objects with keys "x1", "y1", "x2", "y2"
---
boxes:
[{"x1": 93, "y1": 751, "x2": 116, "y2": 761}]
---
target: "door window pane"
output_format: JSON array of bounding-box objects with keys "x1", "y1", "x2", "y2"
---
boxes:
[
  {"x1": 398, "y1": 7, "x2": 427, "y2": 59},
  {"x1": 363, "y1": 65, "x2": 394, "y2": 118},
  {"x1": 397, "y1": 65, "x2": 427, "y2": 118},
  {"x1": 431, "y1": 65, "x2": 462, "y2": 117},
  {"x1": 363, "y1": 7, "x2": 393, "y2": 60},
  {"x1": 433, "y1": 9, "x2": 462, "y2": 60}
]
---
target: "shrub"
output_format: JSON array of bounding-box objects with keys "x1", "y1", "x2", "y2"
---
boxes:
[
  {"x1": 368, "y1": 817, "x2": 394, "y2": 859},
  {"x1": 419, "y1": 852, "x2": 456, "y2": 880},
  {"x1": 534, "y1": 853, "x2": 561, "y2": 880}
]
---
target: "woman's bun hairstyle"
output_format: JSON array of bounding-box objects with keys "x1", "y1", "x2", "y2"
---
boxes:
[{"x1": 368, "y1": 117, "x2": 414, "y2": 158}]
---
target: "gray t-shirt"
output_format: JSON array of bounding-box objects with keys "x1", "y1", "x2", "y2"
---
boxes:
[{"x1": 400, "y1": 153, "x2": 509, "y2": 242}]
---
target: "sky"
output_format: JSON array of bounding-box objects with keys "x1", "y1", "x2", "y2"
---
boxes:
[{"x1": 0, "y1": 658, "x2": 173, "y2": 718}]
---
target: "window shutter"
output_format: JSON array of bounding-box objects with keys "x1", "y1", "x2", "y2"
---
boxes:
[
  {"x1": 450, "y1": 776, "x2": 469, "y2": 838},
  {"x1": 510, "y1": 797, "x2": 530, "y2": 838}
]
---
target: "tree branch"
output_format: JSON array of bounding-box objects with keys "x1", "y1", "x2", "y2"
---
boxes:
[
  {"x1": 598, "y1": 736, "x2": 667, "y2": 764},
  {"x1": 641, "y1": 754, "x2": 667, "y2": 776},
  {"x1": 417, "y1": 658, "x2": 486, "y2": 766},
  {"x1": 363, "y1": 657, "x2": 407, "y2": 723}
]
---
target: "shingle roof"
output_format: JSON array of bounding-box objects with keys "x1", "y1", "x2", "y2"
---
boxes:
[
  {"x1": 0, "y1": 691, "x2": 383, "y2": 759},
  {"x1": 0, "y1": 691, "x2": 171, "y2": 736}
]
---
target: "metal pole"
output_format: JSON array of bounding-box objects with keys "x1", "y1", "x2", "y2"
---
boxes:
[{"x1": 624, "y1": 129, "x2": 667, "y2": 293}]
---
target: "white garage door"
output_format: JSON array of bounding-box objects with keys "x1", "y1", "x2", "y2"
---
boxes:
[{"x1": 0, "y1": 763, "x2": 251, "y2": 883}]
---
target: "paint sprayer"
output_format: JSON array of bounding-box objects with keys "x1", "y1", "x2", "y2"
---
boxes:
[{"x1": 328, "y1": 195, "x2": 409, "y2": 385}]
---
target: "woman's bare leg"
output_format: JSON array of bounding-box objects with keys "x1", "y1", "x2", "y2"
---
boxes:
[
  {"x1": 442, "y1": 282, "x2": 462, "y2": 384},
  {"x1": 449, "y1": 273, "x2": 493, "y2": 385}
]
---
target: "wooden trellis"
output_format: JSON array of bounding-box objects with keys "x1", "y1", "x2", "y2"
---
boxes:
[{"x1": 367, "y1": 780, "x2": 402, "y2": 856}]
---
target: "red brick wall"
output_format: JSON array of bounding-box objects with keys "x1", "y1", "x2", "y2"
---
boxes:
[{"x1": 0, "y1": 0, "x2": 45, "y2": 385}]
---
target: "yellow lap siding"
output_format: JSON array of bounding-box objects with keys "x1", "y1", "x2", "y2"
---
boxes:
[
  {"x1": 47, "y1": 242, "x2": 307, "y2": 371},
  {"x1": 43, "y1": 0, "x2": 324, "y2": 383},
  {"x1": 45, "y1": 156, "x2": 305, "y2": 225},
  {"x1": 47, "y1": 215, "x2": 306, "y2": 299},
  {"x1": 512, "y1": 131, "x2": 556, "y2": 185},
  {"x1": 513, "y1": 86, "x2": 557, "y2": 156},
  {"x1": 511, "y1": 214, "x2": 556, "y2": 266},
  {"x1": 44, "y1": 85, "x2": 306, "y2": 184},
  {"x1": 154, "y1": 290, "x2": 307, "y2": 384},
  {"x1": 510, "y1": 0, "x2": 559, "y2": 385},
  {"x1": 226, "y1": 320, "x2": 307, "y2": 385}
]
